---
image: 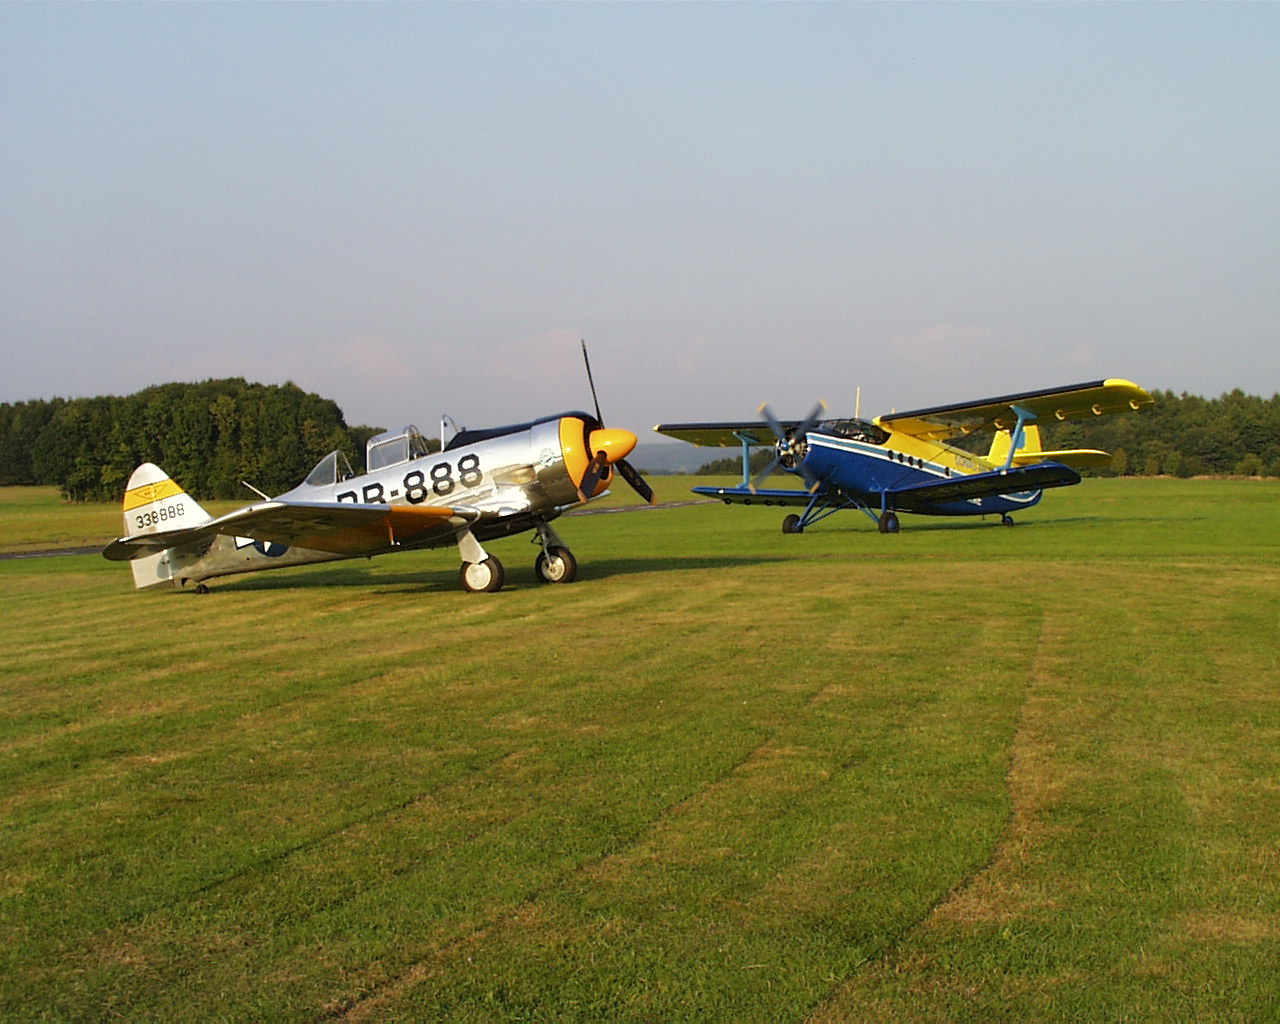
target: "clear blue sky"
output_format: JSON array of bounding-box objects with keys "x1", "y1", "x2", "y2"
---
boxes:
[{"x1": 3, "y1": 2, "x2": 1277, "y2": 436}]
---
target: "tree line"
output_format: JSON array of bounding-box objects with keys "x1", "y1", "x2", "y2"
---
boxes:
[
  {"x1": 694, "y1": 389, "x2": 1280, "y2": 478},
  {"x1": 0, "y1": 379, "x2": 382, "y2": 502},
  {"x1": 4, "y1": 383, "x2": 1279, "y2": 500}
]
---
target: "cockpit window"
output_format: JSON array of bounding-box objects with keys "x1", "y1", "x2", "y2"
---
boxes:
[
  {"x1": 820, "y1": 419, "x2": 890, "y2": 445},
  {"x1": 302, "y1": 450, "x2": 356, "y2": 487},
  {"x1": 367, "y1": 425, "x2": 432, "y2": 472}
]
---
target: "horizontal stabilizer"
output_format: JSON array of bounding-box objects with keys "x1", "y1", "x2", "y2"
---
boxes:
[
  {"x1": 1010, "y1": 448, "x2": 1111, "y2": 469},
  {"x1": 104, "y1": 500, "x2": 480, "y2": 561}
]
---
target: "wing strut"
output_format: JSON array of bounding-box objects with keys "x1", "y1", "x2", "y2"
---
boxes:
[
  {"x1": 732, "y1": 430, "x2": 755, "y2": 487},
  {"x1": 1002, "y1": 404, "x2": 1036, "y2": 471}
]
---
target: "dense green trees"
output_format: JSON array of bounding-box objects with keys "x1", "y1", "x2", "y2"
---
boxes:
[
  {"x1": 1, "y1": 380, "x2": 380, "y2": 501},
  {"x1": 5, "y1": 384, "x2": 1280, "y2": 498},
  {"x1": 694, "y1": 389, "x2": 1280, "y2": 478},
  {"x1": 1040, "y1": 389, "x2": 1280, "y2": 478}
]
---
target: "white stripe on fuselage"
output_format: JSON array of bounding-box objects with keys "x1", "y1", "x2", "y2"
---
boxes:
[{"x1": 807, "y1": 433, "x2": 1041, "y2": 505}]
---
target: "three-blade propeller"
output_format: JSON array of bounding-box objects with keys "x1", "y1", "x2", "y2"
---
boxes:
[
  {"x1": 578, "y1": 341, "x2": 656, "y2": 505},
  {"x1": 750, "y1": 400, "x2": 828, "y2": 493}
]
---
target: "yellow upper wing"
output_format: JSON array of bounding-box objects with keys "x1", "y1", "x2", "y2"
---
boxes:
[{"x1": 878, "y1": 379, "x2": 1154, "y2": 442}]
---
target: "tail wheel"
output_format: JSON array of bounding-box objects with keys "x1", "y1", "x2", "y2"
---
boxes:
[
  {"x1": 781, "y1": 513, "x2": 803, "y2": 534},
  {"x1": 535, "y1": 545, "x2": 578, "y2": 584},
  {"x1": 460, "y1": 556, "x2": 505, "y2": 593}
]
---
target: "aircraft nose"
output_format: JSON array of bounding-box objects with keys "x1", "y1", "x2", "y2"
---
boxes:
[{"x1": 589, "y1": 427, "x2": 638, "y2": 464}]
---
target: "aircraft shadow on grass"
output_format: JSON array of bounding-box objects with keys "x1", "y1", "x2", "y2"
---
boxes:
[{"x1": 210, "y1": 553, "x2": 774, "y2": 595}]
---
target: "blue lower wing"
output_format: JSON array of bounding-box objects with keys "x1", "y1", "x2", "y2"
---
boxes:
[
  {"x1": 888, "y1": 462, "x2": 1080, "y2": 509},
  {"x1": 693, "y1": 462, "x2": 1079, "y2": 512},
  {"x1": 691, "y1": 485, "x2": 817, "y2": 507}
]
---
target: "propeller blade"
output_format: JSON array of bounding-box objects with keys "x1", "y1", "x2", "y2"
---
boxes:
[
  {"x1": 751, "y1": 399, "x2": 827, "y2": 492},
  {"x1": 758, "y1": 402, "x2": 787, "y2": 443},
  {"x1": 616, "y1": 458, "x2": 656, "y2": 505},
  {"x1": 581, "y1": 340, "x2": 604, "y2": 426},
  {"x1": 577, "y1": 342, "x2": 652, "y2": 503},
  {"x1": 796, "y1": 400, "x2": 828, "y2": 437},
  {"x1": 577, "y1": 450, "x2": 610, "y2": 502},
  {"x1": 749, "y1": 452, "x2": 783, "y2": 493}
]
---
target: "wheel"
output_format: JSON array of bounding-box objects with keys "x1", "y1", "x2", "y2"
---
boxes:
[
  {"x1": 460, "y1": 556, "x2": 505, "y2": 593},
  {"x1": 877, "y1": 510, "x2": 900, "y2": 534},
  {"x1": 781, "y1": 513, "x2": 803, "y2": 534},
  {"x1": 535, "y1": 546, "x2": 577, "y2": 584},
  {"x1": 194, "y1": 583, "x2": 209, "y2": 595},
  {"x1": 1001, "y1": 514, "x2": 1016, "y2": 527}
]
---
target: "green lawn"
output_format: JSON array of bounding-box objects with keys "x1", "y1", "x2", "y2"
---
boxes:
[{"x1": 2, "y1": 478, "x2": 1278, "y2": 1021}]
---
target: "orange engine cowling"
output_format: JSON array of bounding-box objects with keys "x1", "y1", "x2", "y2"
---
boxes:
[{"x1": 558, "y1": 416, "x2": 639, "y2": 499}]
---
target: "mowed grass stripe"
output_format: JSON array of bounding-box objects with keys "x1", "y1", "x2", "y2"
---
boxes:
[{"x1": 815, "y1": 561, "x2": 1280, "y2": 1023}]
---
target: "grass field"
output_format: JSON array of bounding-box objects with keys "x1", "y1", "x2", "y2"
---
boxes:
[{"x1": 2, "y1": 478, "x2": 1278, "y2": 1022}]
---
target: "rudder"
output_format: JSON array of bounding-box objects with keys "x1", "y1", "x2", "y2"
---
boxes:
[
  {"x1": 119, "y1": 464, "x2": 212, "y2": 589},
  {"x1": 987, "y1": 424, "x2": 1043, "y2": 466}
]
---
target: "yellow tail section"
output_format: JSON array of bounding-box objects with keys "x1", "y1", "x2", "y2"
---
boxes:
[
  {"x1": 987, "y1": 424, "x2": 1043, "y2": 465},
  {"x1": 988, "y1": 425, "x2": 1112, "y2": 469},
  {"x1": 119, "y1": 463, "x2": 212, "y2": 590}
]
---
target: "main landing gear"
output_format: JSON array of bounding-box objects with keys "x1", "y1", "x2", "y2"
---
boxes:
[
  {"x1": 456, "y1": 528, "x2": 505, "y2": 593},
  {"x1": 459, "y1": 556, "x2": 505, "y2": 593},
  {"x1": 532, "y1": 520, "x2": 577, "y2": 584},
  {"x1": 456, "y1": 521, "x2": 581, "y2": 593},
  {"x1": 535, "y1": 545, "x2": 577, "y2": 583},
  {"x1": 877, "y1": 510, "x2": 900, "y2": 534}
]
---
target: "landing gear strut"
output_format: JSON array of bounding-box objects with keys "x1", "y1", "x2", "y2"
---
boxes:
[
  {"x1": 532, "y1": 520, "x2": 578, "y2": 584},
  {"x1": 456, "y1": 528, "x2": 505, "y2": 593}
]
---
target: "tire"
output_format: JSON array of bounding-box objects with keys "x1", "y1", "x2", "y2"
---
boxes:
[
  {"x1": 535, "y1": 546, "x2": 577, "y2": 584},
  {"x1": 460, "y1": 556, "x2": 505, "y2": 593},
  {"x1": 781, "y1": 513, "x2": 802, "y2": 534},
  {"x1": 878, "y1": 511, "x2": 900, "y2": 534}
]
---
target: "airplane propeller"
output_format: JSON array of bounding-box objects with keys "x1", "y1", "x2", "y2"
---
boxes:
[
  {"x1": 577, "y1": 341, "x2": 656, "y2": 504},
  {"x1": 750, "y1": 400, "x2": 828, "y2": 493}
]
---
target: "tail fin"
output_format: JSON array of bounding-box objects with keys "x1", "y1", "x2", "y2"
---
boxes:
[
  {"x1": 119, "y1": 464, "x2": 212, "y2": 589},
  {"x1": 987, "y1": 424, "x2": 1043, "y2": 466}
]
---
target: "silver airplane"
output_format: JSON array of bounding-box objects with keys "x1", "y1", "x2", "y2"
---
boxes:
[{"x1": 103, "y1": 405, "x2": 654, "y2": 594}]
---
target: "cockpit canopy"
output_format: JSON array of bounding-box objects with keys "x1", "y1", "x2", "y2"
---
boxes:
[
  {"x1": 366, "y1": 425, "x2": 433, "y2": 472},
  {"x1": 819, "y1": 418, "x2": 890, "y2": 446},
  {"x1": 302, "y1": 449, "x2": 356, "y2": 487}
]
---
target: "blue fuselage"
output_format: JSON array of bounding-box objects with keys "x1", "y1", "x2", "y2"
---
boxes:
[{"x1": 802, "y1": 433, "x2": 1044, "y2": 516}]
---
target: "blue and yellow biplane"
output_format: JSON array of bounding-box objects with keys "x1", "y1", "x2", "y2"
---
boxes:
[{"x1": 655, "y1": 379, "x2": 1153, "y2": 534}]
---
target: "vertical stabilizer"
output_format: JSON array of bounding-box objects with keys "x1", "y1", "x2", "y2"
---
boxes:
[
  {"x1": 119, "y1": 464, "x2": 212, "y2": 589},
  {"x1": 987, "y1": 423, "x2": 1043, "y2": 466}
]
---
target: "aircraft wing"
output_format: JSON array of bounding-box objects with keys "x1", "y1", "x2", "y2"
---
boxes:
[
  {"x1": 888, "y1": 462, "x2": 1081, "y2": 507},
  {"x1": 691, "y1": 484, "x2": 818, "y2": 507},
  {"x1": 103, "y1": 501, "x2": 480, "y2": 561},
  {"x1": 653, "y1": 422, "x2": 784, "y2": 447},
  {"x1": 880, "y1": 379, "x2": 1154, "y2": 442},
  {"x1": 692, "y1": 463, "x2": 1081, "y2": 512}
]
